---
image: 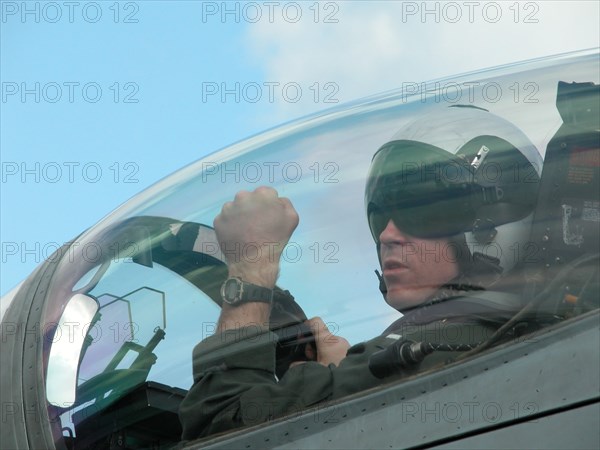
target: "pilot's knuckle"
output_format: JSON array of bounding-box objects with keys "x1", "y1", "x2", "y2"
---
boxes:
[
  {"x1": 256, "y1": 186, "x2": 275, "y2": 195},
  {"x1": 234, "y1": 190, "x2": 249, "y2": 201},
  {"x1": 291, "y1": 210, "x2": 300, "y2": 222},
  {"x1": 307, "y1": 317, "x2": 325, "y2": 334},
  {"x1": 280, "y1": 197, "x2": 295, "y2": 209}
]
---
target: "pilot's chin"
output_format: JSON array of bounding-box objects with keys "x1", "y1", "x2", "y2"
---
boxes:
[{"x1": 385, "y1": 287, "x2": 433, "y2": 313}]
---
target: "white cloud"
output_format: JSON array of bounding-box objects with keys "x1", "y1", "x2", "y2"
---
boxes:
[{"x1": 245, "y1": 1, "x2": 600, "y2": 120}]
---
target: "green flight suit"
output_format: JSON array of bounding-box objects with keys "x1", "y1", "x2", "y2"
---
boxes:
[{"x1": 179, "y1": 290, "x2": 520, "y2": 440}]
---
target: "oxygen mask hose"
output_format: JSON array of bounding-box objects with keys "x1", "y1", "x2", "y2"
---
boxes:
[{"x1": 369, "y1": 340, "x2": 479, "y2": 378}]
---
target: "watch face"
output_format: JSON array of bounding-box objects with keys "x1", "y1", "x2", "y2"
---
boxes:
[{"x1": 222, "y1": 278, "x2": 241, "y2": 304}]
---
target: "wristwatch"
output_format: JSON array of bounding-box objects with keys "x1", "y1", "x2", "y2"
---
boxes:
[{"x1": 220, "y1": 277, "x2": 274, "y2": 306}]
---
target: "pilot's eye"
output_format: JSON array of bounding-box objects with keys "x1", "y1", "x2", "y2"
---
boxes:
[{"x1": 368, "y1": 209, "x2": 389, "y2": 240}]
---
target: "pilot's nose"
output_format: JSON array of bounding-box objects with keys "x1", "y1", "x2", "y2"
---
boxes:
[{"x1": 379, "y1": 219, "x2": 410, "y2": 245}]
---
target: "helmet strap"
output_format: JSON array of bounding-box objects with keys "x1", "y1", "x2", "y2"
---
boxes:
[
  {"x1": 451, "y1": 235, "x2": 504, "y2": 288},
  {"x1": 374, "y1": 243, "x2": 388, "y2": 298},
  {"x1": 374, "y1": 268, "x2": 387, "y2": 297}
]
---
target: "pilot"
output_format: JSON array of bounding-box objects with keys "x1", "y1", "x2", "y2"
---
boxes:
[{"x1": 179, "y1": 105, "x2": 543, "y2": 439}]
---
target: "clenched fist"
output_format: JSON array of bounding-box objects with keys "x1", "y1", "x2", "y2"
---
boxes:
[{"x1": 214, "y1": 186, "x2": 299, "y2": 288}]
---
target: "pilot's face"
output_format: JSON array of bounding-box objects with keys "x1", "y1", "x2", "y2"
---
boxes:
[{"x1": 379, "y1": 219, "x2": 459, "y2": 311}]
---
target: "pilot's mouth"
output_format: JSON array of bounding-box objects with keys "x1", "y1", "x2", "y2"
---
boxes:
[{"x1": 382, "y1": 260, "x2": 409, "y2": 273}]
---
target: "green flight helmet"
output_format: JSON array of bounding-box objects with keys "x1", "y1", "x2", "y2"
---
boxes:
[{"x1": 365, "y1": 105, "x2": 543, "y2": 275}]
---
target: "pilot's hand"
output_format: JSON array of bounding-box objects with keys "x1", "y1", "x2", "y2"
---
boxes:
[
  {"x1": 214, "y1": 186, "x2": 299, "y2": 288},
  {"x1": 306, "y1": 317, "x2": 350, "y2": 367}
]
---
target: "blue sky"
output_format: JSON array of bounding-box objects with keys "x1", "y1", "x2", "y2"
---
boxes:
[{"x1": 1, "y1": 1, "x2": 599, "y2": 296}]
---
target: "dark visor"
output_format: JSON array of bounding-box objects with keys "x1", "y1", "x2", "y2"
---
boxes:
[
  {"x1": 366, "y1": 141, "x2": 476, "y2": 239},
  {"x1": 367, "y1": 184, "x2": 474, "y2": 240},
  {"x1": 365, "y1": 138, "x2": 538, "y2": 240}
]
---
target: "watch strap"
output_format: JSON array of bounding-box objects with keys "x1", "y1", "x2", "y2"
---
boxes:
[{"x1": 242, "y1": 282, "x2": 273, "y2": 303}]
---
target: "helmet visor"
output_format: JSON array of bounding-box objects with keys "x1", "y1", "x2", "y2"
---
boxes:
[
  {"x1": 366, "y1": 141, "x2": 475, "y2": 240},
  {"x1": 367, "y1": 189, "x2": 474, "y2": 240}
]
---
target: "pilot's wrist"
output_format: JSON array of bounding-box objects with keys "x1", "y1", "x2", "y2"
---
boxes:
[
  {"x1": 227, "y1": 263, "x2": 279, "y2": 289},
  {"x1": 218, "y1": 302, "x2": 271, "y2": 332}
]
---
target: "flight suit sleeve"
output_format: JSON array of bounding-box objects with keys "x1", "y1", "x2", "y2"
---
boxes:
[
  {"x1": 178, "y1": 325, "x2": 384, "y2": 440},
  {"x1": 178, "y1": 320, "x2": 498, "y2": 441}
]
